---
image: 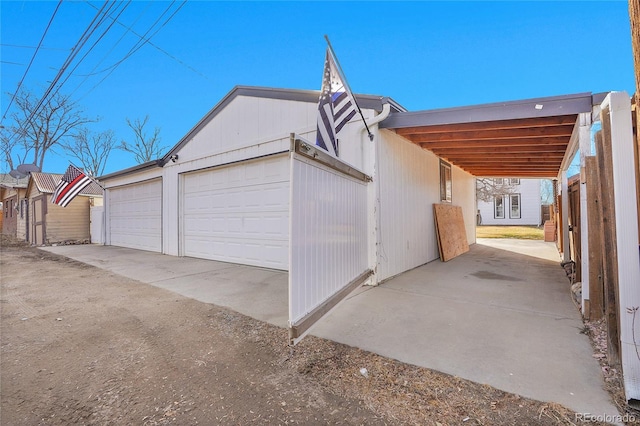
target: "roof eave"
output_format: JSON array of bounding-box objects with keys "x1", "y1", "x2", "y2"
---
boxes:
[
  {"x1": 380, "y1": 92, "x2": 595, "y2": 129},
  {"x1": 98, "y1": 160, "x2": 162, "y2": 181}
]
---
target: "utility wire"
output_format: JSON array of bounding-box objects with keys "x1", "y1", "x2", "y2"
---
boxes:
[
  {"x1": 1, "y1": 0, "x2": 63, "y2": 124},
  {"x1": 80, "y1": 0, "x2": 205, "y2": 79},
  {"x1": 80, "y1": 1, "x2": 187, "y2": 100},
  {"x1": 5, "y1": 1, "x2": 112, "y2": 145},
  {"x1": 1, "y1": 43, "x2": 69, "y2": 51}
]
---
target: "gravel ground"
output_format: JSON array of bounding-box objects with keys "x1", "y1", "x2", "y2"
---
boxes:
[{"x1": 0, "y1": 235, "x2": 619, "y2": 425}]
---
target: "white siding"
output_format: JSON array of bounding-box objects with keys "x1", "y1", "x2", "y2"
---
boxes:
[
  {"x1": 176, "y1": 96, "x2": 317, "y2": 164},
  {"x1": 181, "y1": 155, "x2": 289, "y2": 269},
  {"x1": 289, "y1": 154, "x2": 368, "y2": 326},
  {"x1": 452, "y1": 165, "x2": 477, "y2": 245},
  {"x1": 107, "y1": 178, "x2": 162, "y2": 252},
  {"x1": 477, "y1": 179, "x2": 542, "y2": 226},
  {"x1": 377, "y1": 130, "x2": 441, "y2": 281}
]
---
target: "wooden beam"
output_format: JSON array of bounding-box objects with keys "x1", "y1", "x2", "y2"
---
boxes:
[
  {"x1": 426, "y1": 145, "x2": 567, "y2": 154},
  {"x1": 434, "y1": 152, "x2": 565, "y2": 160},
  {"x1": 395, "y1": 114, "x2": 578, "y2": 136},
  {"x1": 415, "y1": 137, "x2": 569, "y2": 147},
  {"x1": 402, "y1": 125, "x2": 575, "y2": 142},
  {"x1": 586, "y1": 156, "x2": 604, "y2": 320},
  {"x1": 596, "y1": 117, "x2": 621, "y2": 366}
]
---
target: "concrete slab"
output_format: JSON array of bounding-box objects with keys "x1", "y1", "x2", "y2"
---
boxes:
[
  {"x1": 312, "y1": 240, "x2": 619, "y2": 418},
  {"x1": 41, "y1": 245, "x2": 289, "y2": 328},
  {"x1": 42, "y1": 241, "x2": 618, "y2": 418}
]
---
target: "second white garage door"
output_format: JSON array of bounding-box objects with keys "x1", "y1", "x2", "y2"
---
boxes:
[
  {"x1": 181, "y1": 155, "x2": 289, "y2": 270},
  {"x1": 108, "y1": 178, "x2": 162, "y2": 252}
]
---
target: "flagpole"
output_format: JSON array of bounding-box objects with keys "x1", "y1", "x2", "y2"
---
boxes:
[{"x1": 324, "y1": 35, "x2": 374, "y2": 141}]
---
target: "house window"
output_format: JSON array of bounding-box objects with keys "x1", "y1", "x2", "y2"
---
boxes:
[
  {"x1": 440, "y1": 160, "x2": 452, "y2": 203},
  {"x1": 509, "y1": 178, "x2": 520, "y2": 185},
  {"x1": 494, "y1": 178, "x2": 504, "y2": 185},
  {"x1": 510, "y1": 194, "x2": 521, "y2": 219},
  {"x1": 494, "y1": 196, "x2": 505, "y2": 219}
]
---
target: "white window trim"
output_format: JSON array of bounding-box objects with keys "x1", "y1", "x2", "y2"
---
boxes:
[
  {"x1": 509, "y1": 193, "x2": 522, "y2": 219},
  {"x1": 494, "y1": 196, "x2": 505, "y2": 219}
]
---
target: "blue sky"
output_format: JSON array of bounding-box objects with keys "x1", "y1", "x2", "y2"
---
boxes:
[{"x1": 0, "y1": 1, "x2": 634, "y2": 175}]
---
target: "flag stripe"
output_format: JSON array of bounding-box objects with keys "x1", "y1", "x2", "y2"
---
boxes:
[
  {"x1": 315, "y1": 47, "x2": 359, "y2": 158},
  {"x1": 51, "y1": 165, "x2": 92, "y2": 208}
]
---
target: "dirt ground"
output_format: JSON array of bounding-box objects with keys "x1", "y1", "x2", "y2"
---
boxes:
[{"x1": 0, "y1": 235, "x2": 623, "y2": 425}]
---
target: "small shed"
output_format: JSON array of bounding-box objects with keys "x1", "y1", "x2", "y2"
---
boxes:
[
  {"x1": 0, "y1": 174, "x2": 29, "y2": 238},
  {"x1": 26, "y1": 172, "x2": 103, "y2": 245}
]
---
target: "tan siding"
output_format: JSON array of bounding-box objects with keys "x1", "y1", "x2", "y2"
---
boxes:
[{"x1": 45, "y1": 196, "x2": 90, "y2": 242}]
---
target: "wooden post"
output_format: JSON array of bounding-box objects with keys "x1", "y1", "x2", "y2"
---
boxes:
[
  {"x1": 561, "y1": 171, "x2": 570, "y2": 263},
  {"x1": 585, "y1": 156, "x2": 604, "y2": 321},
  {"x1": 595, "y1": 117, "x2": 621, "y2": 366}
]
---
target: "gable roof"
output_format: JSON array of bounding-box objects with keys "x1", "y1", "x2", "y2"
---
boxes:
[
  {"x1": 28, "y1": 172, "x2": 103, "y2": 197},
  {"x1": 99, "y1": 85, "x2": 402, "y2": 181},
  {"x1": 161, "y1": 85, "x2": 403, "y2": 162}
]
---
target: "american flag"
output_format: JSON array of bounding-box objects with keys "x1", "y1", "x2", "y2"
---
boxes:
[
  {"x1": 51, "y1": 164, "x2": 92, "y2": 208},
  {"x1": 316, "y1": 48, "x2": 357, "y2": 157}
]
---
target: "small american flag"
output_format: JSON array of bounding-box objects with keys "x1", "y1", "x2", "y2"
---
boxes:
[
  {"x1": 316, "y1": 48, "x2": 357, "y2": 157},
  {"x1": 51, "y1": 165, "x2": 92, "y2": 208}
]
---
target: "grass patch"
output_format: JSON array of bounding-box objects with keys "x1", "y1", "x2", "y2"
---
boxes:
[{"x1": 476, "y1": 225, "x2": 544, "y2": 240}]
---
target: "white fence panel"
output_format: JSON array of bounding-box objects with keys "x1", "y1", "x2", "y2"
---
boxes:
[
  {"x1": 289, "y1": 138, "x2": 370, "y2": 342},
  {"x1": 90, "y1": 205, "x2": 104, "y2": 244}
]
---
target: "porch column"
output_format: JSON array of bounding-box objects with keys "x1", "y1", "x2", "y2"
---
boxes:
[
  {"x1": 578, "y1": 112, "x2": 592, "y2": 314},
  {"x1": 560, "y1": 170, "x2": 570, "y2": 263},
  {"x1": 603, "y1": 92, "x2": 640, "y2": 404}
]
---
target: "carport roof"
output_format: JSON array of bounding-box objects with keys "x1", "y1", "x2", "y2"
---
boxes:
[{"x1": 380, "y1": 92, "x2": 605, "y2": 178}]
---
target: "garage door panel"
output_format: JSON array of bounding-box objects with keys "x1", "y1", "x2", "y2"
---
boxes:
[
  {"x1": 182, "y1": 156, "x2": 289, "y2": 269},
  {"x1": 109, "y1": 179, "x2": 162, "y2": 252}
]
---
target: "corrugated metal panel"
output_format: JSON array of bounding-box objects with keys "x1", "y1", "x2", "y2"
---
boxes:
[
  {"x1": 604, "y1": 92, "x2": 640, "y2": 401},
  {"x1": 30, "y1": 172, "x2": 102, "y2": 195},
  {"x1": 289, "y1": 154, "x2": 368, "y2": 328}
]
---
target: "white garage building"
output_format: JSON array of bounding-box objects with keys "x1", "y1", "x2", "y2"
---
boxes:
[{"x1": 100, "y1": 86, "x2": 609, "y2": 341}]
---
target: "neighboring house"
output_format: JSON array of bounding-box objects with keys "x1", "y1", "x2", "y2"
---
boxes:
[
  {"x1": 0, "y1": 174, "x2": 29, "y2": 238},
  {"x1": 26, "y1": 172, "x2": 103, "y2": 245},
  {"x1": 98, "y1": 85, "x2": 600, "y2": 338},
  {"x1": 477, "y1": 178, "x2": 542, "y2": 226}
]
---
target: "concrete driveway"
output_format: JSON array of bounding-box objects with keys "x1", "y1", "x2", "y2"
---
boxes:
[{"x1": 42, "y1": 239, "x2": 618, "y2": 418}]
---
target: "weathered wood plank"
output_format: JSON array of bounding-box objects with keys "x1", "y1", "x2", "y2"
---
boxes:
[
  {"x1": 433, "y1": 204, "x2": 469, "y2": 262},
  {"x1": 596, "y1": 114, "x2": 621, "y2": 365},
  {"x1": 586, "y1": 156, "x2": 604, "y2": 321}
]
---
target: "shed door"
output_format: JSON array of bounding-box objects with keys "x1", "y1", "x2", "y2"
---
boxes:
[
  {"x1": 181, "y1": 155, "x2": 289, "y2": 270},
  {"x1": 108, "y1": 179, "x2": 162, "y2": 252}
]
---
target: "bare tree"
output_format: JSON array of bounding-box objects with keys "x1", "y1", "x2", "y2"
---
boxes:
[
  {"x1": 0, "y1": 127, "x2": 30, "y2": 171},
  {"x1": 60, "y1": 128, "x2": 116, "y2": 177},
  {"x1": 476, "y1": 178, "x2": 518, "y2": 203},
  {"x1": 119, "y1": 116, "x2": 167, "y2": 164},
  {"x1": 7, "y1": 89, "x2": 94, "y2": 170}
]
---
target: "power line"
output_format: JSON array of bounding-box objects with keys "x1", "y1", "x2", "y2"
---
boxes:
[
  {"x1": 0, "y1": 43, "x2": 69, "y2": 51},
  {"x1": 80, "y1": 1, "x2": 188, "y2": 100},
  {"x1": 1, "y1": 0, "x2": 63, "y2": 124},
  {"x1": 80, "y1": 0, "x2": 205, "y2": 79}
]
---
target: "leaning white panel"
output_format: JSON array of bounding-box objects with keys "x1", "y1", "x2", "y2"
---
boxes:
[{"x1": 289, "y1": 149, "x2": 369, "y2": 337}]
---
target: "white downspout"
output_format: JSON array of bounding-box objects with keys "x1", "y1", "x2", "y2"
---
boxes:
[
  {"x1": 361, "y1": 103, "x2": 391, "y2": 135},
  {"x1": 362, "y1": 102, "x2": 391, "y2": 286}
]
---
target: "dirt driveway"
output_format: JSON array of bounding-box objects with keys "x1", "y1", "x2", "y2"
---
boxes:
[{"x1": 0, "y1": 238, "x2": 615, "y2": 425}]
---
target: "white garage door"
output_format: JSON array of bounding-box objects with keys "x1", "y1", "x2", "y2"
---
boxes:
[
  {"x1": 108, "y1": 179, "x2": 162, "y2": 252},
  {"x1": 182, "y1": 155, "x2": 289, "y2": 270}
]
